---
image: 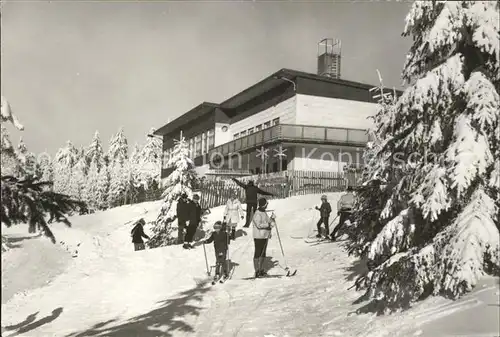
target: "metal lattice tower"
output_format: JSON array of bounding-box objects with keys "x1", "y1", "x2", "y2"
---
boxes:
[{"x1": 317, "y1": 38, "x2": 342, "y2": 79}]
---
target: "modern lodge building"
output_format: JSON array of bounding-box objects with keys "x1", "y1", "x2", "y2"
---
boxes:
[{"x1": 154, "y1": 40, "x2": 401, "y2": 184}]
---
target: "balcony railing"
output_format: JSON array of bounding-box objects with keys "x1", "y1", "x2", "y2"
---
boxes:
[{"x1": 209, "y1": 124, "x2": 370, "y2": 157}]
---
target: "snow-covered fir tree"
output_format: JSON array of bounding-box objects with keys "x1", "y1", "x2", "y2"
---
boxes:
[
  {"x1": 107, "y1": 128, "x2": 130, "y2": 207},
  {"x1": 53, "y1": 141, "x2": 78, "y2": 196},
  {"x1": 16, "y1": 137, "x2": 37, "y2": 178},
  {"x1": 37, "y1": 153, "x2": 54, "y2": 186},
  {"x1": 108, "y1": 160, "x2": 130, "y2": 207},
  {"x1": 83, "y1": 160, "x2": 100, "y2": 211},
  {"x1": 1, "y1": 96, "x2": 24, "y2": 251},
  {"x1": 95, "y1": 163, "x2": 110, "y2": 209},
  {"x1": 127, "y1": 142, "x2": 143, "y2": 203},
  {"x1": 2, "y1": 175, "x2": 86, "y2": 251},
  {"x1": 1, "y1": 96, "x2": 23, "y2": 177},
  {"x1": 345, "y1": 71, "x2": 399, "y2": 258},
  {"x1": 347, "y1": 1, "x2": 500, "y2": 312},
  {"x1": 107, "y1": 127, "x2": 128, "y2": 164},
  {"x1": 85, "y1": 131, "x2": 105, "y2": 171},
  {"x1": 69, "y1": 155, "x2": 87, "y2": 201},
  {"x1": 137, "y1": 128, "x2": 162, "y2": 192},
  {"x1": 148, "y1": 135, "x2": 199, "y2": 248}
]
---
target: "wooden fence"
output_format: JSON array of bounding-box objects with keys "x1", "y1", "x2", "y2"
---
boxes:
[{"x1": 197, "y1": 170, "x2": 360, "y2": 210}]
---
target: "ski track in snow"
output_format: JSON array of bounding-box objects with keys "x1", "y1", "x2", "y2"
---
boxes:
[{"x1": 1, "y1": 194, "x2": 499, "y2": 337}]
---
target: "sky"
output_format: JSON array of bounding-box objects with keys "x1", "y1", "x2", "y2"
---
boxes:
[{"x1": 1, "y1": 0, "x2": 412, "y2": 157}]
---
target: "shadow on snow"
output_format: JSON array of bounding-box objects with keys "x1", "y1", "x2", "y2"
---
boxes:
[
  {"x1": 65, "y1": 282, "x2": 212, "y2": 337},
  {"x1": 1, "y1": 307, "x2": 64, "y2": 337}
]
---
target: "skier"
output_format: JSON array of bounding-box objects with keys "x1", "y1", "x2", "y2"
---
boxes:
[
  {"x1": 252, "y1": 197, "x2": 275, "y2": 278},
  {"x1": 231, "y1": 178, "x2": 274, "y2": 228},
  {"x1": 176, "y1": 193, "x2": 190, "y2": 244},
  {"x1": 183, "y1": 194, "x2": 202, "y2": 249},
  {"x1": 315, "y1": 194, "x2": 332, "y2": 239},
  {"x1": 204, "y1": 221, "x2": 231, "y2": 281},
  {"x1": 223, "y1": 190, "x2": 245, "y2": 240},
  {"x1": 131, "y1": 218, "x2": 150, "y2": 251},
  {"x1": 331, "y1": 186, "x2": 355, "y2": 241}
]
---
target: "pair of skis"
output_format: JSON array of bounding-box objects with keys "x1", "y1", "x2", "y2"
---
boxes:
[{"x1": 211, "y1": 274, "x2": 229, "y2": 285}]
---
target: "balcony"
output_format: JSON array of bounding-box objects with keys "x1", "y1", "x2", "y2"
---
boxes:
[{"x1": 208, "y1": 124, "x2": 370, "y2": 157}]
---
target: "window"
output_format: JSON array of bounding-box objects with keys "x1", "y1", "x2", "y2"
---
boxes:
[
  {"x1": 248, "y1": 127, "x2": 254, "y2": 134},
  {"x1": 273, "y1": 118, "x2": 280, "y2": 126},
  {"x1": 201, "y1": 132, "x2": 206, "y2": 154},
  {"x1": 264, "y1": 121, "x2": 271, "y2": 129},
  {"x1": 240, "y1": 130, "x2": 247, "y2": 137},
  {"x1": 189, "y1": 139, "x2": 194, "y2": 157},
  {"x1": 281, "y1": 158, "x2": 288, "y2": 171},
  {"x1": 233, "y1": 133, "x2": 239, "y2": 139},
  {"x1": 255, "y1": 125, "x2": 262, "y2": 132},
  {"x1": 207, "y1": 129, "x2": 215, "y2": 150},
  {"x1": 195, "y1": 135, "x2": 201, "y2": 156}
]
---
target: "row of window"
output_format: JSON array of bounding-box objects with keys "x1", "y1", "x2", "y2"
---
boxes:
[
  {"x1": 164, "y1": 129, "x2": 215, "y2": 163},
  {"x1": 233, "y1": 118, "x2": 280, "y2": 140}
]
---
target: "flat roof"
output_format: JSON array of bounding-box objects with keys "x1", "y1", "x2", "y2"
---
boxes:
[
  {"x1": 154, "y1": 102, "x2": 219, "y2": 136},
  {"x1": 219, "y1": 68, "x2": 381, "y2": 110},
  {"x1": 154, "y1": 68, "x2": 403, "y2": 136}
]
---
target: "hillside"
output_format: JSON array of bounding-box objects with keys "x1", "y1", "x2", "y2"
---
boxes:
[{"x1": 1, "y1": 194, "x2": 499, "y2": 337}]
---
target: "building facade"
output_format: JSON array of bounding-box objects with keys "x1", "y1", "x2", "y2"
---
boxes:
[{"x1": 154, "y1": 68, "x2": 400, "y2": 180}]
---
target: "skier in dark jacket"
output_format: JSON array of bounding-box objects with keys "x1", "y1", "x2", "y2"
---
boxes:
[
  {"x1": 184, "y1": 194, "x2": 204, "y2": 249},
  {"x1": 176, "y1": 193, "x2": 190, "y2": 244},
  {"x1": 315, "y1": 195, "x2": 332, "y2": 239},
  {"x1": 232, "y1": 178, "x2": 274, "y2": 228},
  {"x1": 131, "y1": 218, "x2": 150, "y2": 251},
  {"x1": 204, "y1": 221, "x2": 231, "y2": 279}
]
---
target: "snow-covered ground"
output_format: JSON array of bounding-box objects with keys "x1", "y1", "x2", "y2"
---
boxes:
[{"x1": 1, "y1": 194, "x2": 499, "y2": 337}]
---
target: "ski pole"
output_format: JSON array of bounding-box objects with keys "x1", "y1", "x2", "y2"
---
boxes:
[
  {"x1": 226, "y1": 230, "x2": 231, "y2": 278},
  {"x1": 327, "y1": 215, "x2": 339, "y2": 237},
  {"x1": 202, "y1": 242, "x2": 210, "y2": 276},
  {"x1": 274, "y1": 221, "x2": 289, "y2": 271}
]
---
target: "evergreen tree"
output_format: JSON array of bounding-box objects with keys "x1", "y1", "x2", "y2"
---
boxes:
[
  {"x1": 69, "y1": 155, "x2": 87, "y2": 201},
  {"x1": 53, "y1": 141, "x2": 78, "y2": 196},
  {"x1": 107, "y1": 128, "x2": 130, "y2": 207},
  {"x1": 108, "y1": 160, "x2": 129, "y2": 207},
  {"x1": 127, "y1": 142, "x2": 142, "y2": 203},
  {"x1": 347, "y1": 1, "x2": 500, "y2": 312},
  {"x1": 137, "y1": 128, "x2": 162, "y2": 191},
  {"x1": 1, "y1": 98, "x2": 87, "y2": 252},
  {"x1": 17, "y1": 137, "x2": 37, "y2": 178},
  {"x1": 83, "y1": 160, "x2": 100, "y2": 211},
  {"x1": 148, "y1": 135, "x2": 199, "y2": 248},
  {"x1": 345, "y1": 71, "x2": 399, "y2": 259},
  {"x1": 1, "y1": 175, "x2": 86, "y2": 251},
  {"x1": 86, "y1": 131, "x2": 105, "y2": 171},
  {"x1": 1, "y1": 96, "x2": 24, "y2": 251},
  {"x1": 107, "y1": 127, "x2": 128, "y2": 165},
  {"x1": 1, "y1": 96, "x2": 23, "y2": 177},
  {"x1": 96, "y1": 163, "x2": 110, "y2": 209},
  {"x1": 38, "y1": 153, "x2": 54, "y2": 186}
]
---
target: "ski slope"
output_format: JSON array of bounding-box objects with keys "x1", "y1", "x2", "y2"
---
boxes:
[{"x1": 1, "y1": 194, "x2": 499, "y2": 337}]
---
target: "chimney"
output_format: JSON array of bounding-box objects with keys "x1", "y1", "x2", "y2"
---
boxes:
[{"x1": 317, "y1": 38, "x2": 341, "y2": 79}]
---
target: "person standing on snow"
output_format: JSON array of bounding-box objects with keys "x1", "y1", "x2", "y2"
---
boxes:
[
  {"x1": 204, "y1": 221, "x2": 231, "y2": 280},
  {"x1": 231, "y1": 178, "x2": 274, "y2": 228},
  {"x1": 176, "y1": 193, "x2": 190, "y2": 244},
  {"x1": 131, "y1": 218, "x2": 150, "y2": 251},
  {"x1": 183, "y1": 194, "x2": 203, "y2": 249},
  {"x1": 315, "y1": 195, "x2": 332, "y2": 239},
  {"x1": 252, "y1": 197, "x2": 275, "y2": 278},
  {"x1": 223, "y1": 190, "x2": 245, "y2": 240},
  {"x1": 331, "y1": 186, "x2": 355, "y2": 241}
]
